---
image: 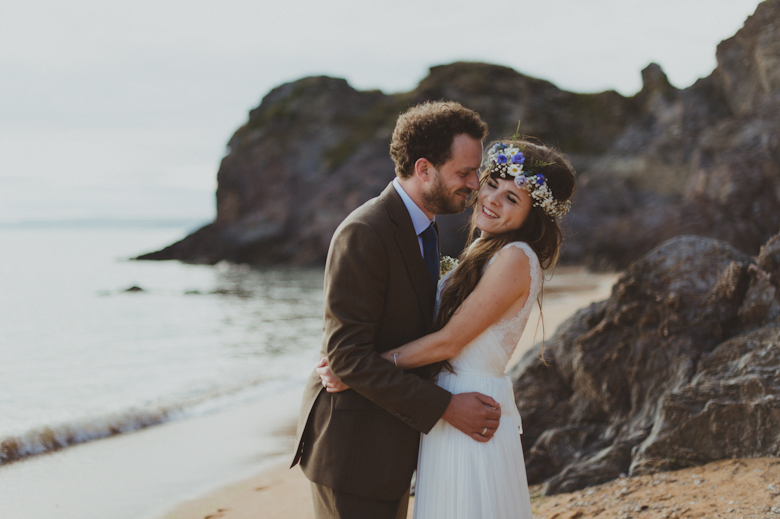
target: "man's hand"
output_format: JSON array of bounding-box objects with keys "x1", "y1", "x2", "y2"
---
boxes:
[
  {"x1": 316, "y1": 357, "x2": 350, "y2": 393},
  {"x1": 441, "y1": 392, "x2": 501, "y2": 442}
]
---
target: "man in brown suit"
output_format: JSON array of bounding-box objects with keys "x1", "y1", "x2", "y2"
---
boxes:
[{"x1": 291, "y1": 101, "x2": 501, "y2": 519}]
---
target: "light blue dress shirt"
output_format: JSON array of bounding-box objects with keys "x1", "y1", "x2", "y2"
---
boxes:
[{"x1": 392, "y1": 178, "x2": 434, "y2": 258}]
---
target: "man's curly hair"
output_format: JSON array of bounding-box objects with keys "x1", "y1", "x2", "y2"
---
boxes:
[{"x1": 390, "y1": 101, "x2": 488, "y2": 179}]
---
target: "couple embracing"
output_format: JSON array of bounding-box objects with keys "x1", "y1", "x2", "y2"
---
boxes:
[{"x1": 291, "y1": 101, "x2": 575, "y2": 519}]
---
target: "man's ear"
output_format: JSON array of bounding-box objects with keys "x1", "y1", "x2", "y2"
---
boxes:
[{"x1": 414, "y1": 158, "x2": 433, "y2": 183}]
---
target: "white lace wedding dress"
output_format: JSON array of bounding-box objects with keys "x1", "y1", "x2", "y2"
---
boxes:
[{"x1": 413, "y1": 242, "x2": 540, "y2": 519}]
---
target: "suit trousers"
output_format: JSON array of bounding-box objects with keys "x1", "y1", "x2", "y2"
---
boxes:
[{"x1": 311, "y1": 482, "x2": 410, "y2": 519}]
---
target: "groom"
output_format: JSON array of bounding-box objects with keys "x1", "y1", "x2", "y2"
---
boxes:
[{"x1": 291, "y1": 101, "x2": 501, "y2": 519}]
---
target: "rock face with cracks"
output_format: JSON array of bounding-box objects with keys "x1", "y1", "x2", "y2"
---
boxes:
[
  {"x1": 140, "y1": 1, "x2": 780, "y2": 269},
  {"x1": 510, "y1": 233, "x2": 780, "y2": 495}
]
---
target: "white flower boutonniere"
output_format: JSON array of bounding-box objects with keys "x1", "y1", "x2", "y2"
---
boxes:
[{"x1": 440, "y1": 255, "x2": 459, "y2": 277}]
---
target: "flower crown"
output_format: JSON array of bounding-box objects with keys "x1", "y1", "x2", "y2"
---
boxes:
[{"x1": 485, "y1": 142, "x2": 572, "y2": 217}]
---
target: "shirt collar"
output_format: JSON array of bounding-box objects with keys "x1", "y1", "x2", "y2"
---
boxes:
[{"x1": 392, "y1": 178, "x2": 434, "y2": 236}]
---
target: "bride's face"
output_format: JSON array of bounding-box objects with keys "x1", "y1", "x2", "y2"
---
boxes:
[{"x1": 475, "y1": 177, "x2": 532, "y2": 237}]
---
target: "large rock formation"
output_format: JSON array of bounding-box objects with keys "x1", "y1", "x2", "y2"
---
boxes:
[
  {"x1": 511, "y1": 232, "x2": 780, "y2": 494},
  {"x1": 139, "y1": 0, "x2": 780, "y2": 269},
  {"x1": 137, "y1": 66, "x2": 636, "y2": 264}
]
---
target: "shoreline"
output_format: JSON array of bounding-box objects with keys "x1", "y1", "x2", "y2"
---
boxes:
[
  {"x1": 0, "y1": 385, "x2": 308, "y2": 519},
  {"x1": 159, "y1": 267, "x2": 620, "y2": 519}
]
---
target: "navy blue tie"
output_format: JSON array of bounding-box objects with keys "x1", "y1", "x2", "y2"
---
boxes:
[{"x1": 420, "y1": 224, "x2": 440, "y2": 283}]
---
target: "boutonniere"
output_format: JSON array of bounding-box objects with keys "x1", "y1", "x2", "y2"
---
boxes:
[{"x1": 439, "y1": 255, "x2": 459, "y2": 277}]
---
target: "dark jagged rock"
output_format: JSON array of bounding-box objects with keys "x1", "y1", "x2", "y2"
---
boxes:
[
  {"x1": 510, "y1": 232, "x2": 780, "y2": 495},
  {"x1": 630, "y1": 326, "x2": 780, "y2": 475},
  {"x1": 758, "y1": 233, "x2": 780, "y2": 287},
  {"x1": 568, "y1": 0, "x2": 780, "y2": 268},
  {"x1": 139, "y1": 1, "x2": 780, "y2": 269}
]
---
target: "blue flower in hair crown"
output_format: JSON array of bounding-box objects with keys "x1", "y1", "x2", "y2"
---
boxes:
[{"x1": 486, "y1": 143, "x2": 572, "y2": 217}]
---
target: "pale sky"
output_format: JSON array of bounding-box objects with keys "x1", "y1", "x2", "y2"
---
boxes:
[{"x1": 0, "y1": 0, "x2": 764, "y2": 222}]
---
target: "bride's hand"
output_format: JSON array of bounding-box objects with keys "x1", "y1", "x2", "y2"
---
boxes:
[{"x1": 316, "y1": 357, "x2": 350, "y2": 393}]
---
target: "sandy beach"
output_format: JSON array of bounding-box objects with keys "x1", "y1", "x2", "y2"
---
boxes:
[
  {"x1": 160, "y1": 456, "x2": 780, "y2": 519},
  {"x1": 158, "y1": 267, "x2": 621, "y2": 519}
]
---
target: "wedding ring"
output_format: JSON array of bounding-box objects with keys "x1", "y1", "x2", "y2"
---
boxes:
[{"x1": 481, "y1": 427, "x2": 488, "y2": 436}]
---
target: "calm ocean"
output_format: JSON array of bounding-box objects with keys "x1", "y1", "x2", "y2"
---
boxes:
[{"x1": 0, "y1": 224, "x2": 324, "y2": 465}]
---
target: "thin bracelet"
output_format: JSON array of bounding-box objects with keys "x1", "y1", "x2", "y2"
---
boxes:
[{"x1": 393, "y1": 353, "x2": 399, "y2": 366}]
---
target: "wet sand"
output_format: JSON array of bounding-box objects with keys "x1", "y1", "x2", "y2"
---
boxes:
[{"x1": 159, "y1": 267, "x2": 621, "y2": 519}]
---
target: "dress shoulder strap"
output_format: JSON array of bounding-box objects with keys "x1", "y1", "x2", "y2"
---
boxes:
[
  {"x1": 485, "y1": 241, "x2": 543, "y2": 303},
  {"x1": 485, "y1": 242, "x2": 540, "y2": 274}
]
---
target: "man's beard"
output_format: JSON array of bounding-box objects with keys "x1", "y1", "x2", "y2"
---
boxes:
[{"x1": 421, "y1": 173, "x2": 471, "y2": 215}]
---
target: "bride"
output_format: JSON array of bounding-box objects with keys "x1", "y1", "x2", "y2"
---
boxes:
[{"x1": 320, "y1": 138, "x2": 575, "y2": 518}]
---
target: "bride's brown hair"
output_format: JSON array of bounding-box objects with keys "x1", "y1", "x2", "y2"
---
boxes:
[{"x1": 434, "y1": 139, "x2": 576, "y2": 333}]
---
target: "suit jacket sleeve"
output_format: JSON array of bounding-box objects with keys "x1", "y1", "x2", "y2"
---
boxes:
[{"x1": 324, "y1": 220, "x2": 451, "y2": 434}]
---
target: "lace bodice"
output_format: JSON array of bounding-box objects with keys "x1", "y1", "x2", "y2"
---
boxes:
[{"x1": 437, "y1": 242, "x2": 542, "y2": 375}]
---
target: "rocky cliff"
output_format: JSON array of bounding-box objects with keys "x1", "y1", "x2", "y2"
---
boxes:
[
  {"x1": 513, "y1": 230, "x2": 780, "y2": 494},
  {"x1": 139, "y1": 0, "x2": 780, "y2": 270}
]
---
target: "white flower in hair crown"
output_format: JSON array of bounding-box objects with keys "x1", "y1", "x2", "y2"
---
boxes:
[{"x1": 486, "y1": 143, "x2": 572, "y2": 217}]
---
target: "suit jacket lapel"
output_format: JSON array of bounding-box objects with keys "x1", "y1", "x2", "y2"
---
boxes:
[{"x1": 380, "y1": 183, "x2": 437, "y2": 326}]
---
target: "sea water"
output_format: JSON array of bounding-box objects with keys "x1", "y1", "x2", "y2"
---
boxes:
[{"x1": 0, "y1": 224, "x2": 324, "y2": 464}]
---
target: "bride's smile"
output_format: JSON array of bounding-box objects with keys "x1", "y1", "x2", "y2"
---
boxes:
[
  {"x1": 481, "y1": 206, "x2": 499, "y2": 218},
  {"x1": 475, "y1": 178, "x2": 532, "y2": 237}
]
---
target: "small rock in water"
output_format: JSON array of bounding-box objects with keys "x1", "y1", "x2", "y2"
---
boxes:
[
  {"x1": 210, "y1": 287, "x2": 252, "y2": 297},
  {"x1": 124, "y1": 285, "x2": 144, "y2": 292}
]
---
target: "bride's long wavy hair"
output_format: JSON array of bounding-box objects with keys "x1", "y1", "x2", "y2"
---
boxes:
[{"x1": 434, "y1": 139, "x2": 576, "y2": 334}]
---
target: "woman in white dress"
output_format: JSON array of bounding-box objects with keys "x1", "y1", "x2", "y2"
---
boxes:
[{"x1": 321, "y1": 138, "x2": 575, "y2": 518}]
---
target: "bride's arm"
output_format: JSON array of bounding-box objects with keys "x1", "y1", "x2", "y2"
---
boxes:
[{"x1": 381, "y1": 246, "x2": 532, "y2": 369}]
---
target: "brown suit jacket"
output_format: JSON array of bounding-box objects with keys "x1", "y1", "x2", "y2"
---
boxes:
[{"x1": 291, "y1": 182, "x2": 452, "y2": 500}]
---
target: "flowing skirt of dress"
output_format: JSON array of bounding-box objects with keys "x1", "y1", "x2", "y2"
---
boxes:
[
  {"x1": 412, "y1": 369, "x2": 532, "y2": 519},
  {"x1": 414, "y1": 241, "x2": 539, "y2": 519}
]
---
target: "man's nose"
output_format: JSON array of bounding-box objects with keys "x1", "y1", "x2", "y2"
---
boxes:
[{"x1": 465, "y1": 170, "x2": 480, "y2": 191}]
